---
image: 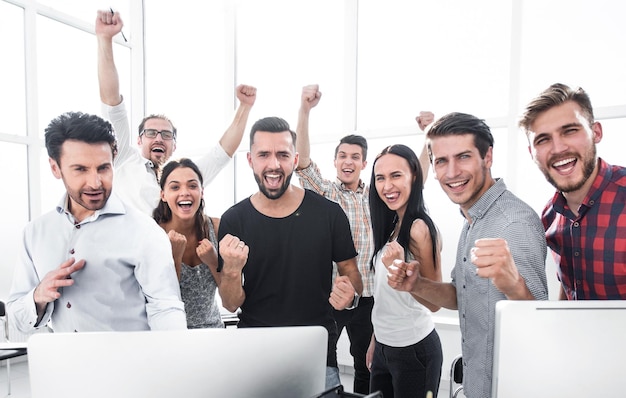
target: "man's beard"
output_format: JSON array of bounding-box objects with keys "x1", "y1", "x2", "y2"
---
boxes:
[
  {"x1": 542, "y1": 144, "x2": 597, "y2": 193},
  {"x1": 254, "y1": 170, "x2": 293, "y2": 200}
]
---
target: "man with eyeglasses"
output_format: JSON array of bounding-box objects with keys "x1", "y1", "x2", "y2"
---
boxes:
[{"x1": 96, "y1": 10, "x2": 257, "y2": 214}]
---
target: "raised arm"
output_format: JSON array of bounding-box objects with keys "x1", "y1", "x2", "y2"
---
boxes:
[
  {"x1": 96, "y1": 10, "x2": 123, "y2": 106},
  {"x1": 416, "y1": 111, "x2": 435, "y2": 184},
  {"x1": 296, "y1": 84, "x2": 322, "y2": 170},
  {"x1": 218, "y1": 84, "x2": 257, "y2": 157}
]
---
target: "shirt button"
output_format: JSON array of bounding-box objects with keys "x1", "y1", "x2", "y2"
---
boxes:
[
  {"x1": 70, "y1": 248, "x2": 75, "y2": 254},
  {"x1": 589, "y1": 200, "x2": 595, "y2": 205},
  {"x1": 75, "y1": 225, "x2": 81, "y2": 229},
  {"x1": 573, "y1": 222, "x2": 579, "y2": 227},
  {"x1": 463, "y1": 257, "x2": 467, "y2": 262},
  {"x1": 574, "y1": 252, "x2": 580, "y2": 257}
]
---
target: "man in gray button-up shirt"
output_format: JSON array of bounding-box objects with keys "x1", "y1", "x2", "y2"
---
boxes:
[{"x1": 387, "y1": 112, "x2": 548, "y2": 398}]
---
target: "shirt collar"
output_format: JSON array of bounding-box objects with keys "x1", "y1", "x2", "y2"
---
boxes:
[
  {"x1": 335, "y1": 177, "x2": 365, "y2": 193},
  {"x1": 56, "y1": 192, "x2": 127, "y2": 224},
  {"x1": 465, "y1": 178, "x2": 507, "y2": 222},
  {"x1": 142, "y1": 156, "x2": 155, "y2": 170}
]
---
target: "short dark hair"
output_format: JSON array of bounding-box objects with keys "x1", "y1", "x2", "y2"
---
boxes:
[
  {"x1": 335, "y1": 134, "x2": 368, "y2": 160},
  {"x1": 138, "y1": 114, "x2": 178, "y2": 139},
  {"x1": 518, "y1": 83, "x2": 595, "y2": 136},
  {"x1": 426, "y1": 112, "x2": 494, "y2": 162},
  {"x1": 45, "y1": 111, "x2": 118, "y2": 165},
  {"x1": 249, "y1": 116, "x2": 296, "y2": 147}
]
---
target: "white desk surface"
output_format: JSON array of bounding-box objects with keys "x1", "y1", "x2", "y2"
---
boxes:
[{"x1": 0, "y1": 341, "x2": 28, "y2": 349}]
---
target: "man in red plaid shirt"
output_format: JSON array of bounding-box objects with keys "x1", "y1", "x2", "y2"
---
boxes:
[{"x1": 520, "y1": 83, "x2": 626, "y2": 300}]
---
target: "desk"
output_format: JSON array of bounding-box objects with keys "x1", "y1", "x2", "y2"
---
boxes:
[{"x1": 0, "y1": 342, "x2": 28, "y2": 350}]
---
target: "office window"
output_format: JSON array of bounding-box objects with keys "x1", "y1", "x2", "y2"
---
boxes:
[
  {"x1": 0, "y1": 143, "x2": 29, "y2": 295},
  {"x1": 357, "y1": 0, "x2": 513, "y2": 131},
  {"x1": 37, "y1": 0, "x2": 131, "y2": 31},
  {"x1": 39, "y1": 149, "x2": 66, "y2": 214},
  {"x1": 36, "y1": 16, "x2": 104, "y2": 137},
  {"x1": 144, "y1": 2, "x2": 234, "y2": 215},
  {"x1": 235, "y1": 0, "x2": 346, "y2": 140},
  {"x1": 518, "y1": 0, "x2": 626, "y2": 106},
  {"x1": 0, "y1": 2, "x2": 26, "y2": 136},
  {"x1": 597, "y1": 118, "x2": 625, "y2": 167},
  {"x1": 144, "y1": 2, "x2": 228, "y2": 155}
]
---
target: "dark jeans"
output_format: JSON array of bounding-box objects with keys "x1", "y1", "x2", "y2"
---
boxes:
[
  {"x1": 370, "y1": 328, "x2": 443, "y2": 398},
  {"x1": 334, "y1": 296, "x2": 374, "y2": 394}
]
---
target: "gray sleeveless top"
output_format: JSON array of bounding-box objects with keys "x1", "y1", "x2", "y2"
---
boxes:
[{"x1": 179, "y1": 217, "x2": 224, "y2": 328}]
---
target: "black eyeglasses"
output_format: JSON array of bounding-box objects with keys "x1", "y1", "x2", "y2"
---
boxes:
[{"x1": 141, "y1": 129, "x2": 176, "y2": 140}]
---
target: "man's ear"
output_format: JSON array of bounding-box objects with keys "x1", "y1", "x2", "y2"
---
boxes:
[
  {"x1": 592, "y1": 121, "x2": 603, "y2": 144},
  {"x1": 49, "y1": 157, "x2": 62, "y2": 179},
  {"x1": 484, "y1": 146, "x2": 494, "y2": 169}
]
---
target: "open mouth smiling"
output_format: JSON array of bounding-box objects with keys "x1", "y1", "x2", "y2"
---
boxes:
[
  {"x1": 552, "y1": 157, "x2": 576, "y2": 172},
  {"x1": 177, "y1": 200, "x2": 193, "y2": 209},
  {"x1": 447, "y1": 180, "x2": 468, "y2": 189}
]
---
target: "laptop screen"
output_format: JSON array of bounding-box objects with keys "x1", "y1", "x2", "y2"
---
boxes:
[
  {"x1": 492, "y1": 300, "x2": 626, "y2": 398},
  {"x1": 27, "y1": 326, "x2": 327, "y2": 398}
]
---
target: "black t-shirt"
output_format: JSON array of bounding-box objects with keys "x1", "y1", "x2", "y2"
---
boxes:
[{"x1": 218, "y1": 190, "x2": 358, "y2": 366}]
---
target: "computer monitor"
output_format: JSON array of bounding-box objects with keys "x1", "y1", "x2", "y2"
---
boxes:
[
  {"x1": 492, "y1": 300, "x2": 626, "y2": 398},
  {"x1": 27, "y1": 326, "x2": 327, "y2": 398}
]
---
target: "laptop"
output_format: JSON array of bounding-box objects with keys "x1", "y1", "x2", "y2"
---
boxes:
[
  {"x1": 492, "y1": 300, "x2": 626, "y2": 398},
  {"x1": 28, "y1": 326, "x2": 327, "y2": 398}
]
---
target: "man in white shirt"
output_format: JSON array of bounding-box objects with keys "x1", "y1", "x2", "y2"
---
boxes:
[
  {"x1": 8, "y1": 112, "x2": 187, "y2": 333},
  {"x1": 96, "y1": 10, "x2": 256, "y2": 214}
]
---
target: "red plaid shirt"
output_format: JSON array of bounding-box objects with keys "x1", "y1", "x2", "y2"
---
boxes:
[{"x1": 543, "y1": 158, "x2": 626, "y2": 299}]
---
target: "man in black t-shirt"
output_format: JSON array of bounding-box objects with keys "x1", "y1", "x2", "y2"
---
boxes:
[{"x1": 217, "y1": 116, "x2": 363, "y2": 390}]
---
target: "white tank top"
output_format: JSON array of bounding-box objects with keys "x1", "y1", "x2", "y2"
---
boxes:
[{"x1": 371, "y1": 247, "x2": 435, "y2": 347}]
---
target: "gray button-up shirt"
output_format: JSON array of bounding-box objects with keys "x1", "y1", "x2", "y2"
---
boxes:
[{"x1": 451, "y1": 179, "x2": 548, "y2": 398}]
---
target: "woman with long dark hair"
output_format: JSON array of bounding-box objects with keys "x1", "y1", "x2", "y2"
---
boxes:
[
  {"x1": 366, "y1": 144, "x2": 443, "y2": 397},
  {"x1": 153, "y1": 158, "x2": 223, "y2": 328}
]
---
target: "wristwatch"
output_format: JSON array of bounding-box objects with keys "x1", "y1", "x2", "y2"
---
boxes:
[{"x1": 345, "y1": 292, "x2": 360, "y2": 310}]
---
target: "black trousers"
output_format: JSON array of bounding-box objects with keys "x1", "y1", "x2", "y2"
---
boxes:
[
  {"x1": 333, "y1": 296, "x2": 374, "y2": 394},
  {"x1": 370, "y1": 328, "x2": 443, "y2": 398}
]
